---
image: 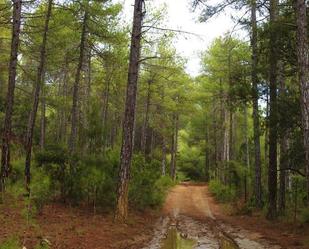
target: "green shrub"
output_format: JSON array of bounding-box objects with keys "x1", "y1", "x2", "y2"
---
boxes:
[
  {"x1": 0, "y1": 237, "x2": 19, "y2": 249},
  {"x1": 129, "y1": 155, "x2": 174, "y2": 209},
  {"x1": 300, "y1": 208, "x2": 309, "y2": 224},
  {"x1": 209, "y1": 179, "x2": 236, "y2": 202},
  {"x1": 30, "y1": 168, "x2": 52, "y2": 212},
  {"x1": 35, "y1": 144, "x2": 68, "y2": 166}
]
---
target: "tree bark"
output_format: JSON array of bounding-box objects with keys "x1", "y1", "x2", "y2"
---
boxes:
[
  {"x1": 40, "y1": 87, "x2": 46, "y2": 150},
  {"x1": 251, "y1": 0, "x2": 262, "y2": 207},
  {"x1": 170, "y1": 114, "x2": 179, "y2": 181},
  {"x1": 267, "y1": 0, "x2": 279, "y2": 220},
  {"x1": 205, "y1": 121, "x2": 210, "y2": 182},
  {"x1": 114, "y1": 0, "x2": 144, "y2": 223},
  {"x1": 244, "y1": 105, "x2": 250, "y2": 202},
  {"x1": 25, "y1": 0, "x2": 53, "y2": 192},
  {"x1": 68, "y1": 11, "x2": 88, "y2": 153},
  {"x1": 162, "y1": 136, "x2": 166, "y2": 176},
  {"x1": 278, "y1": 62, "x2": 288, "y2": 213},
  {"x1": 294, "y1": 0, "x2": 309, "y2": 205},
  {"x1": 141, "y1": 79, "x2": 151, "y2": 158},
  {"x1": 1, "y1": 0, "x2": 22, "y2": 190}
]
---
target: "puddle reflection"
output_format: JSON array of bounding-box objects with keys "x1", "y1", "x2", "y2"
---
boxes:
[
  {"x1": 220, "y1": 237, "x2": 239, "y2": 249},
  {"x1": 161, "y1": 228, "x2": 196, "y2": 249}
]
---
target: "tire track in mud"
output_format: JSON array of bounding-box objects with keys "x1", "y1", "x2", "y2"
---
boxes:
[{"x1": 144, "y1": 183, "x2": 281, "y2": 249}]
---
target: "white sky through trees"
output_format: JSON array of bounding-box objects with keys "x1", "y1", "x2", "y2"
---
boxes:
[{"x1": 121, "y1": 0, "x2": 243, "y2": 77}]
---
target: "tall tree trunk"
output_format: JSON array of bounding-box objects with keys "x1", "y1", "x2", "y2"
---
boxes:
[
  {"x1": 68, "y1": 11, "x2": 88, "y2": 153},
  {"x1": 205, "y1": 121, "x2": 210, "y2": 182},
  {"x1": 229, "y1": 112, "x2": 234, "y2": 161},
  {"x1": 114, "y1": 0, "x2": 144, "y2": 222},
  {"x1": 1, "y1": 0, "x2": 22, "y2": 190},
  {"x1": 267, "y1": 0, "x2": 279, "y2": 219},
  {"x1": 25, "y1": 0, "x2": 53, "y2": 192},
  {"x1": 170, "y1": 114, "x2": 179, "y2": 181},
  {"x1": 102, "y1": 65, "x2": 112, "y2": 152},
  {"x1": 141, "y1": 79, "x2": 151, "y2": 158},
  {"x1": 294, "y1": 0, "x2": 309, "y2": 205},
  {"x1": 251, "y1": 0, "x2": 262, "y2": 207},
  {"x1": 244, "y1": 105, "x2": 250, "y2": 202},
  {"x1": 278, "y1": 62, "x2": 288, "y2": 213},
  {"x1": 57, "y1": 56, "x2": 69, "y2": 143},
  {"x1": 162, "y1": 136, "x2": 166, "y2": 176},
  {"x1": 40, "y1": 87, "x2": 46, "y2": 150}
]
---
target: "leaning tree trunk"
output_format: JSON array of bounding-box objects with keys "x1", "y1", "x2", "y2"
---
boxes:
[
  {"x1": 68, "y1": 11, "x2": 88, "y2": 153},
  {"x1": 1, "y1": 0, "x2": 22, "y2": 190},
  {"x1": 251, "y1": 0, "x2": 262, "y2": 207},
  {"x1": 114, "y1": 0, "x2": 144, "y2": 223},
  {"x1": 294, "y1": 0, "x2": 309, "y2": 205},
  {"x1": 25, "y1": 0, "x2": 53, "y2": 192},
  {"x1": 267, "y1": 0, "x2": 279, "y2": 220}
]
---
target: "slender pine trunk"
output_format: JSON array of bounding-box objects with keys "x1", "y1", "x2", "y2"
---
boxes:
[
  {"x1": 170, "y1": 114, "x2": 179, "y2": 181},
  {"x1": 25, "y1": 0, "x2": 53, "y2": 192},
  {"x1": 294, "y1": 0, "x2": 309, "y2": 205},
  {"x1": 251, "y1": 0, "x2": 262, "y2": 207},
  {"x1": 68, "y1": 11, "x2": 88, "y2": 153},
  {"x1": 115, "y1": 0, "x2": 144, "y2": 222},
  {"x1": 267, "y1": 0, "x2": 279, "y2": 220},
  {"x1": 1, "y1": 0, "x2": 22, "y2": 190}
]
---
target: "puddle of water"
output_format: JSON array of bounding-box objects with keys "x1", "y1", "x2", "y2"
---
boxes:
[
  {"x1": 161, "y1": 228, "x2": 197, "y2": 249},
  {"x1": 220, "y1": 236, "x2": 239, "y2": 249}
]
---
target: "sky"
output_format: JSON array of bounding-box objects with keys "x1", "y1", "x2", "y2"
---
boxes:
[{"x1": 121, "y1": 0, "x2": 246, "y2": 77}]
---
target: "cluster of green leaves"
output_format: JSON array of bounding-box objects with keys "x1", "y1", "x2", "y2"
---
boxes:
[{"x1": 208, "y1": 179, "x2": 236, "y2": 203}]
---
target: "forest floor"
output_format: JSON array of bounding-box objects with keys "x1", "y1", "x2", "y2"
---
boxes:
[
  {"x1": 1, "y1": 184, "x2": 309, "y2": 249},
  {"x1": 0, "y1": 197, "x2": 158, "y2": 249}
]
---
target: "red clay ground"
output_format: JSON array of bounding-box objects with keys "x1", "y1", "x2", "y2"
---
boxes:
[{"x1": 0, "y1": 199, "x2": 158, "y2": 249}]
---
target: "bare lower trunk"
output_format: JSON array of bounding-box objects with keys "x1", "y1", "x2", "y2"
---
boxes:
[
  {"x1": 141, "y1": 79, "x2": 151, "y2": 158},
  {"x1": 40, "y1": 87, "x2": 46, "y2": 150},
  {"x1": 244, "y1": 105, "x2": 250, "y2": 202},
  {"x1": 170, "y1": 114, "x2": 179, "y2": 181},
  {"x1": 205, "y1": 121, "x2": 210, "y2": 182},
  {"x1": 68, "y1": 11, "x2": 88, "y2": 153},
  {"x1": 115, "y1": 0, "x2": 144, "y2": 223},
  {"x1": 25, "y1": 0, "x2": 52, "y2": 192},
  {"x1": 267, "y1": 0, "x2": 279, "y2": 220},
  {"x1": 162, "y1": 136, "x2": 166, "y2": 176},
  {"x1": 1, "y1": 0, "x2": 22, "y2": 189},
  {"x1": 102, "y1": 68, "x2": 111, "y2": 151},
  {"x1": 251, "y1": 0, "x2": 262, "y2": 207},
  {"x1": 57, "y1": 56, "x2": 69, "y2": 143},
  {"x1": 294, "y1": 0, "x2": 309, "y2": 205}
]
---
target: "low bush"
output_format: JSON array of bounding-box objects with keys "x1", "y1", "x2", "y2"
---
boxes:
[
  {"x1": 209, "y1": 179, "x2": 236, "y2": 202},
  {"x1": 0, "y1": 237, "x2": 19, "y2": 249},
  {"x1": 30, "y1": 168, "x2": 52, "y2": 212}
]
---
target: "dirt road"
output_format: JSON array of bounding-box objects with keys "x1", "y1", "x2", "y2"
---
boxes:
[
  {"x1": 163, "y1": 183, "x2": 214, "y2": 219},
  {"x1": 145, "y1": 183, "x2": 282, "y2": 249}
]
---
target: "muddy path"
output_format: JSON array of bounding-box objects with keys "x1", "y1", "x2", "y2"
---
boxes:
[{"x1": 144, "y1": 183, "x2": 282, "y2": 249}]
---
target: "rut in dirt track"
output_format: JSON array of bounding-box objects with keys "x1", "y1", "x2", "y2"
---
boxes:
[{"x1": 144, "y1": 183, "x2": 282, "y2": 249}]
